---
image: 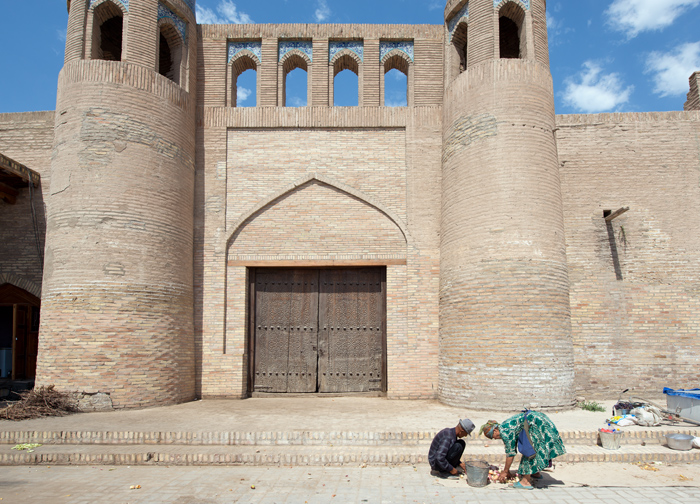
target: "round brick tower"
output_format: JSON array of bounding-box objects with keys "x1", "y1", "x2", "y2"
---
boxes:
[
  {"x1": 440, "y1": 0, "x2": 575, "y2": 409},
  {"x1": 36, "y1": 0, "x2": 197, "y2": 408}
]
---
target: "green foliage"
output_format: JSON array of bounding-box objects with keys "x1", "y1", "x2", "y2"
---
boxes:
[{"x1": 578, "y1": 401, "x2": 606, "y2": 412}]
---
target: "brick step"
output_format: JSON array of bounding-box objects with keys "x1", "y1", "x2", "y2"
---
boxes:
[
  {"x1": 1, "y1": 428, "x2": 698, "y2": 446},
  {"x1": 1, "y1": 442, "x2": 699, "y2": 467}
]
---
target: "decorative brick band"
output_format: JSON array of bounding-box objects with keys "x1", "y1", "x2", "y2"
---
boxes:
[
  {"x1": 2, "y1": 429, "x2": 697, "y2": 446},
  {"x1": 1, "y1": 449, "x2": 699, "y2": 467},
  {"x1": 58, "y1": 60, "x2": 192, "y2": 113},
  {"x1": 199, "y1": 105, "x2": 447, "y2": 129}
]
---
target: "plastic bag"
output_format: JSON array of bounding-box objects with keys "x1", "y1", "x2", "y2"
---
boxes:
[
  {"x1": 630, "y1": 406, "x2": 662, "y2": 427},
  {"x1": 693, "y1": 437, "x2": 700, "y2": 449},
  {"x1": 607, "y1": 414, "x2": 638, "y2": 426}
]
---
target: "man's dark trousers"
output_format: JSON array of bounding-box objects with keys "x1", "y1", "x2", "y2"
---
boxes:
[{"x1": 446, "y1": 439, "x2": 466, "y2": 469}]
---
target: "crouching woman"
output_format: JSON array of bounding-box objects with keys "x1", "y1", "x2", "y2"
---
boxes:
[{"x1": 480, "y1": 411, "x2": 566, "y2": 490}]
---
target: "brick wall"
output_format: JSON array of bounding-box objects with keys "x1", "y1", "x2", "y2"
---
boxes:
[
  {"x1": 1, "y1": 1, "x2": 696, "y2": 409},
  {"x1": 556, "y1": 111, "x2": 700, "y2": 397},
  {"x1": 195, "y1": 105, "x2": 442, "y2": 399},
  {"x1": 0, "y1": 112, "x2": 54, "y2": 296},
  {"x1": 198, "y1": 24, "x2": 444, "y2": 109},
  {"x1": 440, "y1": 58, "x2": 575, "y2": 409},
  {"x1": 685, "y1": 72, "x2": 700, "y2": 111},
  {"x1": 35, "y1": 56, "x2": 197, "y2": 407}
]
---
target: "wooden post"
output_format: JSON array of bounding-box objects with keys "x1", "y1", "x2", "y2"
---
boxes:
[{"x1": 604, "y1": 207, "x2": 630, "y2": 222}]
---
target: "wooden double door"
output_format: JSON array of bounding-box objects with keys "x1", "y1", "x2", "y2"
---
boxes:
[{"x1": 250, "y1": 268, "x2": 386, "y2": 394}]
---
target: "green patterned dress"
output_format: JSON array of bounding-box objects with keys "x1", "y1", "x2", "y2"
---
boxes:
[{"x1": 498, "y1": 411, "x2": 566, "y2": 475}]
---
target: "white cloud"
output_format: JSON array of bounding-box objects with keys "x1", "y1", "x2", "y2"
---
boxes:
[
  {"x1": 546, "y1": 12, "x2": 561, "y2": 31},
  {"x1": 196, "y1": 1, "x2": 253, "y2": 24},
  {"x1": 385, "y1": 98, "x2": 407, "y2": 107},
  {"x1": 237, "y1": 87, "x2": 252, "y2": 104},
  {"x1": 605, "y1": 0, "x2": 700, "y2": 39},
  {"x1": 562, "y1": 61, "x2": 634, "y2": 113},
  {"x1": 315, "y1": 0, "x2": 331, "y2": 22},
  {"x1": 645, "y1": 42, "x2": 700, "y2": 97},
  {"x1": 288, "y1": 96, "x2": 307, "y2": 107},
  {"x1": 57, "y1": 29, "x2": 67, "y2": 43}
]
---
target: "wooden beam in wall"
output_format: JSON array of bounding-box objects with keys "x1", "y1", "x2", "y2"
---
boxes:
[
  {"x1": 604, "y1": 207, "x2": 630, "y2": 222},
  {"x1": 0, "y1": 152, "x2": 40, "y2": 187},
  {"x1": 228, "y1": 259, "x2": 407, "y2": 267}
]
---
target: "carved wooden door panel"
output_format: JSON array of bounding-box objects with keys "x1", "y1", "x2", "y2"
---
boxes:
[
  {"x1": 318, "y1": 269, "x2": 385, "y2": 393},
  {"x1": 253, "y1": 269, "x2": 318, "y2": 393}
]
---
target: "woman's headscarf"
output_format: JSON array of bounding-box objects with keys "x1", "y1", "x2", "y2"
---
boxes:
[{"x1": 479, "y1": 420, "x2": 499, "y2": 439}]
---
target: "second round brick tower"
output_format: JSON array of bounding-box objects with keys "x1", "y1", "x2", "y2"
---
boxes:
[
  {"x1": 36, "y1": 0, "x2": 197, "y2": 408},
  {"x1": 440, "y1": 0, "x2": 575, "y2": 409}
]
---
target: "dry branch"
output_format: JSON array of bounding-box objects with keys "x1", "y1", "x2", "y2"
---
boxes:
[{"x1": 0, "y1": 385, "x2": 79, "y2": 421}]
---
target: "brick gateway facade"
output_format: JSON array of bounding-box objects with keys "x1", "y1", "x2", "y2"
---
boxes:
[{"x1": 0, "y1": 0, "x2": 699, "y2": 409}]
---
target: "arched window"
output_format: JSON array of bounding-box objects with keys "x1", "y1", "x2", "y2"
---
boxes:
[
  {"x1": 332, "y1": 52, "x2": 360, "y2": 107},
  {"x1": 158, "y1": 22, "x2": 183, "y2": 85},
  {"x1": 230, "y1": 54, "x2": 258, "y2": 107},
  {"x1": 499, "y1": 2, "x2": 526, "y2": 60},
  {"x1": 450, "y1": 22, "x2": 468, "y2": 77},
  {"x1": 382, "y1": 53, "x2": 410, "y2": 107},
  {"x1": 91, "y1": 1, "x2": 124, "y2": 61},
  {"x1": 281, "y1": 52, "x2": 309, "y2": 107}
]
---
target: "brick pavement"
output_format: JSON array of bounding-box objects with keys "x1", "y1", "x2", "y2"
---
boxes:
[{"x1": 1, "y1": 465, "x2": 699, "y2": 504}]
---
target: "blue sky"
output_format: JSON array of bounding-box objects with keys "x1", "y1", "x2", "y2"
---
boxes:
[{"x1": 1, "y1": 0, "x2": 699, "y2": 114}]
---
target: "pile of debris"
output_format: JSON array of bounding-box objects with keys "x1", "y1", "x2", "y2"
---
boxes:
[{"x1": 0, "y1": 385, "x2": 79, "y2": 421}]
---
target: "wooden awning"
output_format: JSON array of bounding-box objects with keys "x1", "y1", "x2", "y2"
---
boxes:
[{"x1": 0, "y1": 153, "x2": 40, "y2": 205}]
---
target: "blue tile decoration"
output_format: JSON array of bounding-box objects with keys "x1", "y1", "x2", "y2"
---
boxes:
[
  {"x1": 279, "y1": 40, "x2": 313, "y2": 63},
  {"x1": 447, "y1": 3, "x2": 469, "y2": 42},
  {"x1": 329, "y1": 41, "x2": 364, "y2": 62},
  {"x1": 380, "y1": 41, "x2": 414, "y2": 62},
  {"x1": 494, "y1": 0, "x2": 530, "y2": 9},
  {"x1": 89, "y1": 0, "x2": 129, "y2": 11},
  {"x1": 228, "y1": 41, "x2": 262, "y2": 63},
  {"x1": 158, "y1": 3, "x2": 187, "y2": 43},
  {"x1": 182, "y1": 0, "x2": 196, "y2": 14}
]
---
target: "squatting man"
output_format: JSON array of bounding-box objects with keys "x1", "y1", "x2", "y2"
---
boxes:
[{"x1": 428, "y1": 418, "x2": 475, "y2": 479}]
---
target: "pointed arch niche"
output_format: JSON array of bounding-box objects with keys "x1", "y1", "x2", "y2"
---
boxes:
[
  {"x1": 227, "y1": 176, "x2": 408, "y2": 262},
  {"x1": 222, "y1": 176, "x2": 408, "y2": 387},
  {"x1": 329, "y1": 42, "x2": 364, "y2": 107},
  {"x1": 228, "y1": 44, "x2": 261, "y2": 107},
  {"x1": 278, "y1": 41, "x2": 313, "y2": 107},
  {"x1": 497, "y1": 0, "x2": 528, "y2": 60},
  {"x1": 446, "y1": 1, "x2": 469, "y2": 82},
  {"x1": 380, "y1": 42, "x2": 414, "y2": 107},
  {"x1": 85, "y1": 0, "x2": 127, "y2": 61},
  {"x1": 157, "y1": 19, "x2": 186, "y2": 86}
]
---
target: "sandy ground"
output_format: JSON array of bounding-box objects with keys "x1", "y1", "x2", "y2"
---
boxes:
[{"x1": 3, "y1": 397, "x2": 693, "y2": 433}]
